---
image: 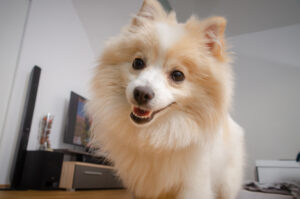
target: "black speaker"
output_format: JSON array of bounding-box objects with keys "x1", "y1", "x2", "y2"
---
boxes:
[
  {"x1": 11, "y1": 66, "x2": 41, "y2": 189},
  {"x1": 20, "y1": 151, "x2": 63, "y2": 189}
]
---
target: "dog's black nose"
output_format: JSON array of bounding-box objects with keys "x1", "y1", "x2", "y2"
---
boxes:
[{"x1": 133, "y1": 86, "x2": 155, "y2": 105}]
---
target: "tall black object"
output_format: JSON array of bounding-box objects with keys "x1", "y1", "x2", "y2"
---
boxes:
[{"x1": 11, "y1": 66, "x2": 41, "y2": 189}]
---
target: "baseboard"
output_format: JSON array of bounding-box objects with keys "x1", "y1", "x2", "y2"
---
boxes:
[{"x1": 0, "y1": 184, "x2": 10, "y2": 189}]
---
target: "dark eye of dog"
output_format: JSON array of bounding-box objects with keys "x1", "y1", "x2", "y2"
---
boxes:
[
  {"x1": 132, "y1": 58, "x2": 145, "y2": 70},
  {"x1": 171, "y1": 70, "x2": 185, "y2": 82}
]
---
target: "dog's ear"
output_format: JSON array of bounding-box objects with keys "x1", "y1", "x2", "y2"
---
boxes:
[
  {"x1": 131, "y1": 0, "x2": 167, "y2": 27},
  {"x1": 201, "y1": 17, "x2": 227, "y2": 61}
]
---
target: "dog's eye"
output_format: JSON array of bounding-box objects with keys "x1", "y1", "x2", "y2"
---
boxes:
[
  {"x1": 171, "y1": 70, "x2": 185, "y2": 82},
  {"x1": 132, "y1": 58, "x2": 145, "y2": 70}
]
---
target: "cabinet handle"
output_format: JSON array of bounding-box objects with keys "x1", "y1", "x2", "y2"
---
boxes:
[{"x1": 83, "y1": 171, "x2": 103, "y2": 176}]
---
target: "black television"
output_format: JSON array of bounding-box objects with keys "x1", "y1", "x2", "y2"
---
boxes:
[{"x1": 64, "y1": 91, "x2": 91, "y2": 147}]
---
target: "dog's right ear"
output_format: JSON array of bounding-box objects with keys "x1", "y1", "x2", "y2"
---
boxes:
[{"x1": 131, "y1": 0, "x2": 167, "y2": 27}]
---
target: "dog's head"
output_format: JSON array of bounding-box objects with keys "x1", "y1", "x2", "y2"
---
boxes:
[{"x1": 89, "y1": 0, "x2": 233, "y2": 150}]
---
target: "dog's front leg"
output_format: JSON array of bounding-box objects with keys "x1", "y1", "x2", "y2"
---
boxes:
[
  {"x1": 178, "y1": 180, "x2": 213, "y2": 199},
  {"x1": 177, "y1": 166, "x2": 214, "y2": 199}
]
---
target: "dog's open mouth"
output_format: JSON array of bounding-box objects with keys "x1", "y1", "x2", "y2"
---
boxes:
[
  {"x1": 130, "y1": 107, "x2": 153, "y2": 124},
  {"x1": 130, "y1": 103, "x2": 174, "y2": 125}
]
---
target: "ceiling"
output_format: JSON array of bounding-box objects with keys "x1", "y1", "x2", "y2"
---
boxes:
[
  {"x1": 169, "y1": 0, "x2": 300, "y2": 36},
  {"x1": 73, "y1": 0, "x2": 300, "y2": 54}
]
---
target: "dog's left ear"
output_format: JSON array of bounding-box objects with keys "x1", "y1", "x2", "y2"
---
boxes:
[
  {"x1": 201, "y1": 17, "x2": 227, "y2": 61},
  {"x1": 131, "y1": 0, "x2": 167, "y2": 27}
]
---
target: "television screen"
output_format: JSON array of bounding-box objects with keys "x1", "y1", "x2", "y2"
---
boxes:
[{"x1": 64, "y1": 91, "x2": 91, "y2": 147}]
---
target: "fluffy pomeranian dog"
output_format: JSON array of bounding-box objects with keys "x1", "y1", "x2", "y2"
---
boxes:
[{"x1": 88, "y1": 0, "x2": 244, "y2": 198}]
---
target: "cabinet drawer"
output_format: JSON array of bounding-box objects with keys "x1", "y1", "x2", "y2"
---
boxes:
[{"x1": 73, "y1": 165, "x2": 122, "y2": 189}]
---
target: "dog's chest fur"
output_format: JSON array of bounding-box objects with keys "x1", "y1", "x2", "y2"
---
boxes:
[
  {"x1": 135, "y1": 187, "x2": 180, "y2": 199},
  {"x1": 114, "y1": 146, "x2": 195, "y2": 198},
  {"x1": 110, "y1": 131, "x2": 220, "y2": 199}
]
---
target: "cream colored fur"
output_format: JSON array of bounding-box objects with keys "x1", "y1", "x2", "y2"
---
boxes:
[{"x1": 87, "y1": 0, "x2": 244, "y2": 198}]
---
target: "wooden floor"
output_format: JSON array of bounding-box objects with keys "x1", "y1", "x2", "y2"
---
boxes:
[{"x1": 0, "y1": 189, "x2": 132, "y2": 199}]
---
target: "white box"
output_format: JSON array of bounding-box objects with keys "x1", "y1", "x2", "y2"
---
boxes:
[{"x1": 256, "y1": 160, "x2": 300, "y2": 183}]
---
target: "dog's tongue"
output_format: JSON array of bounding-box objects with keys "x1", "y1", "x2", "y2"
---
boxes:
[{"x1": 133, "y1": 107, "x2": 151, "y2": 117}]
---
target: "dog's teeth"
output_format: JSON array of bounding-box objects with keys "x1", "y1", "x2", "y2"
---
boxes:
[
  {"x1": 132, "y1": 111, "x2": 151, "y2": 119},
  {"x1": 133, "y1": 112, "x2": 139, "y2": 117}
]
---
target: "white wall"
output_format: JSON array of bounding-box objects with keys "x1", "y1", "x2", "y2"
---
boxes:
[
  {"x1": 230, "y1": 24, "x2": 300, "y2": 180},
  {"x1": 0, "y1": 0, "x2": 29, "y2": 151},
  {"x1": 72, "y1": 0, "x2": 142, "y2": 55},
  {"x1": 0, "y1": 0, "x2": 30, "y2": 185},
  {"x1": 0, "y1": 0, "x2": 95, "y2": 184}
]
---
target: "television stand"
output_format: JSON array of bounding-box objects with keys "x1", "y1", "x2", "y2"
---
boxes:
[{"x1": 54, "y1": 148, "x2": 111, "y2": 166}]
